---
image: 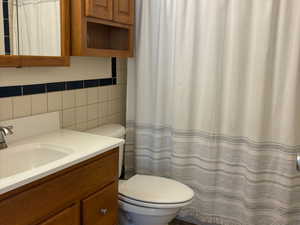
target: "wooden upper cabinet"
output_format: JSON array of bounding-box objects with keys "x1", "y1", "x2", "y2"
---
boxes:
[
  {"x1": 113, "y1": 0, "x2": 134, "y2": 25},
  {"x1": 72, "y1": 0, "x2": 134, "y2": 57},
  {"x1": 86, "y1": 0, "x2": 113, "y2": 20}
]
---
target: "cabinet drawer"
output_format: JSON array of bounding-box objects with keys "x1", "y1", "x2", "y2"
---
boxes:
[
  {"x1": 83, "y1": 182, "x2": 118, "y2": 225},
  {"x1": 39, "y1": 204, "x2": 79, "y2": 225},
  {"x1": 0, "y1": 149, "x2": 118, "y2": 225}
]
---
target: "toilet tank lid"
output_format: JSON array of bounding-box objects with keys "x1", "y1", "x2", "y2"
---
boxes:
[{"x1": 86, "y1": 124, "x2": 125, "y2": 138}]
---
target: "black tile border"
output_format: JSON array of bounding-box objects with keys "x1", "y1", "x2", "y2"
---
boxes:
[
  {"x1": 100, "y1": 78, "x2": 113, "y2": 86},
  {"x1": 112, "y1": 57, "x2": 117, "y2": 77},
  {"x1": 0, "y1": 58, "x2": 119, "y2": 98},
  {"x1": 66, "y1": 80, "x2": 84, "y2": 90},
  {"x1": 84, "y1": 79, "x2": 99, "y2": 88},
  {"x1": 23, "y1": 84, "x2": 46, "y2": 95},
  {"x1": 0, "y1": 77, "x2": 116, "y2": 98},
  {"x1": 47, "y1": 82, "x2": 66, "y2": 93},
  {"x1": 0, "y1": 86, "x2": 22, "y2": 98}
]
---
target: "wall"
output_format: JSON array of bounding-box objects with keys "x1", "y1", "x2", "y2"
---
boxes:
[
  {"x1": 0, "y1": 57, "x2": 127, "y2": 131},
  {"x1": 0, "y1": 57, "x2": 111, "y2": 86}
]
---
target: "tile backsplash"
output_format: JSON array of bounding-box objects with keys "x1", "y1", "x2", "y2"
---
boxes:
[{"x1": 0, "y1": 58, "x2": 127, "y2": 131}]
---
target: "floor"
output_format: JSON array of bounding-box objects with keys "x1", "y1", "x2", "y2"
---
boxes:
[{"x1": 170, "y1": 219, "x2": 195, "y2": 225}]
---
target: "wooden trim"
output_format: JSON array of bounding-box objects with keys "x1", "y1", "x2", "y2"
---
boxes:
[
  {"x1": 0, "y1": 0, "x2": 70, "y2": 67},
  {"x1": 129, "y1": 22, "x2": 134, "y2": 57},
  {"x1": 71, "y1": 0, "x2": 86, "y2": 56},
  {"x1": 86, "y1": 17, "x2": 131, "y2": 29},
  {"x1": 60, "y1": 0, "x2": 71, "y2": 61},
  {"x1": 85, "y1": 48, "x2": 132, "y2": 58},
  {"x1": 0, "y1": 55, "x2": 21, "y2": 67},
  {"x1": 20, "y1": 56, "x2": 70, "y2": 67}
]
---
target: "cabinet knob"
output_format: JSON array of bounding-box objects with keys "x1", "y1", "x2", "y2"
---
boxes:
[{"x1": 99, "y1": 208, "x2": 108, "y2": 215}]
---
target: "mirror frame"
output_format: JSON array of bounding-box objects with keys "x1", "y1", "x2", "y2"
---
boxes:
[{"x1": 0, "y1": 0, "x2": 70, "y2": 67}]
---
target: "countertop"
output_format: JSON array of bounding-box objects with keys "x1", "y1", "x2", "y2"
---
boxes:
[{"x1": 0, "y1": 129, "x2": 124, "y2": 195}]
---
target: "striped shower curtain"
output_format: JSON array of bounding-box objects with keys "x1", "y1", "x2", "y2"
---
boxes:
[{"x1": 126, "y1": 1, "x2": 300, "y2": 225}]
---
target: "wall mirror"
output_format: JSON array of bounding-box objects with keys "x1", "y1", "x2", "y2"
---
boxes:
[
  {"x1": 0, "y1": 0, "x2": 70, "y2": 67},
  {"x1": 0, "y1": 0, "x2": 18, "y2": 56}
]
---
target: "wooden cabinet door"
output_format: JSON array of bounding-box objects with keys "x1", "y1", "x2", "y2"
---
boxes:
[
  {"x1": 82, "y1": 182, "x2": 118, "y2": 225},
  {"x1": 39, "y1": 205, "x2": 79, "y2": 225},
  {"x1": 113, "y1": 0, "x2": 134, "y2": 24},
  {"x1": 86, "y1": 0, "x2": 113, "y2": 20}
]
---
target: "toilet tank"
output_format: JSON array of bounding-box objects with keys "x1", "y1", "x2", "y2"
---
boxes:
[{"x1": 85, "y1": 124, "x2": 126, "y2": 178}]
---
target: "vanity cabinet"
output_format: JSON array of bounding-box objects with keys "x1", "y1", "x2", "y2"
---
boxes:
[
  {"x1": 83, "y1": 183, "x2": 118, "y2": 225},
  {"x1": 71, "y1": 0, "x2": 134, "y2": 57},
  {"x1": 38, "y1": 205, "x2": 80, "y2": 225},
  {"x1": 0, "y1": 148, "x2": 119, "y2": 225},
  {"x1": 86, "y1": 0, "x2": 134, "y2": 25}
]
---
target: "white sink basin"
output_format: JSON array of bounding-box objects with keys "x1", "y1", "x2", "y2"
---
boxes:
[{"x1": 0, "y1": 143, "x2": 73, "y2": 179}]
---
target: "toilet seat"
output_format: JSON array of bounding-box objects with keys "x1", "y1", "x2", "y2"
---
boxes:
[
  {"x1": 119, "y1": 194, "x2": 193, "y2": 209},
  {"x1": 119, "y1": 175, "x2": 194, "y2": 209}
]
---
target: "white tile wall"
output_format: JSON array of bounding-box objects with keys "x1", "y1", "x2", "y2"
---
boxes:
[
  {"x1": 75, "y1": 89, "x2": 87, "y2": 107},
  {"x1": 48, "y1": 92, "x2": 63, "y2": 112},
  {"x1": 0, "y1": 98, "x2": 13, "y2": 121},
  {"x1": 87, "y1": 87, "x2": 98, "y2": 104},
  {"x1": 31, "y1": 94, "x2": 48, "y2": 115},
  {"x1": 13, "y1": 96, "x2": 31, "y2": 118},
  {"x1": 62, "y1": 90, "x2": 76, "y2": 109}
]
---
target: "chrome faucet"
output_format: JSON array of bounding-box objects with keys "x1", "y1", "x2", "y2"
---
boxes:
[{"x1": 0, "y1": 126, "x2": 13, "y2": 150}]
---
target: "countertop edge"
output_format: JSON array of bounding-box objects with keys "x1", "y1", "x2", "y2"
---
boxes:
[{"x1": 0, "y1": 130, "x2": 124, "y2": 196}]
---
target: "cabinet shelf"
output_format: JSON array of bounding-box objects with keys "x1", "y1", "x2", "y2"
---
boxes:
[{"x1": 87, "y1": 22, "x2": 129, "y2": 51}]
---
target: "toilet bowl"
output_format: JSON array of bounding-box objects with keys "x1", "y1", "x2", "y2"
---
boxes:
[
  {"x1": 86, "y1": 124, "x2": 194, "y2": 225},
  {"x1": 119, "y1": 174, "x2": 194, "y2": 225}
]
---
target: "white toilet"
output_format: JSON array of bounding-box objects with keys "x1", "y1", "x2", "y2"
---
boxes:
[{"x1": 86, "y1": 124, "x2": 194, "y2": 225}]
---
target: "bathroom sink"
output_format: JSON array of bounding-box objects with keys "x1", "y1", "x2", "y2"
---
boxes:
[{"x1": 0, "y1": 143, "x2": 73, "y2": 179}]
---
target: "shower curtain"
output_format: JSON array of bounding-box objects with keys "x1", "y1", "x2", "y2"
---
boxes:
[
  {"x1": 17, "y1": 0, "x2": 61, "y2": 56},
  {"x1": 126, "y1": 1, "x2": 300, "y2": 225}
]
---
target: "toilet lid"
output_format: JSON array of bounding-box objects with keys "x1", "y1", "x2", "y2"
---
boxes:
[{"x1": 119, "y1": 175, "x2": 194, "y2": 204}]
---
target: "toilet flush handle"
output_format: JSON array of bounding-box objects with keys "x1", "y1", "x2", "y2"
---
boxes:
[{"x1": 99, "y1": 208, "x2": 108, "y2": 215}]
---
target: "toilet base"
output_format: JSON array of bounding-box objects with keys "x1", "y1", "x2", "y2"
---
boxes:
[
  {"x1": 119, "y1": 200, "x2": 179, "y2": 225},
  {"x1": 119, "y1": 209, "x2": 171, "y2": 225}
]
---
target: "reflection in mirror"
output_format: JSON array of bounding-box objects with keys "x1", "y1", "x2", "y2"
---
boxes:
[
  {"x1": 0, "y1": 0, "x2": 18, "y2": 55},
  {"x1": 17, "y1": 0, "x2": 61, "y2": 56}
]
